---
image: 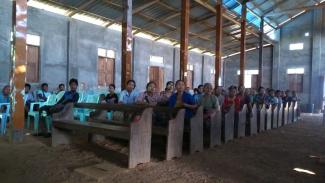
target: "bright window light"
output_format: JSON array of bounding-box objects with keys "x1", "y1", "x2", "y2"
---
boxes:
[
  {"x1": 293, "y1": 168, "x2": 316, "y2": 175},
  {"x1": 27, "y1": 0, "x2": 67, "y2": 15},
  {"x1": 150, "y1": 56, "x2": 164, "y2": 66},
  {"x1": 135, "y1": 32, "x2": 155, "y2": 40},
  {"x1": 72, "y1": 14, "x2": 106, "y2": 26},
  {"x1": 267, "y1": 30, "x2": 276, "y2": 40},
  {"x1": 107, "y1": 50, "x2": 115, "y2": 58},
  {"x1": 211, "y1": 69, "x2": 215, "y2": 74},
  {"x1": 287, "y1": 68, "x2": 305, "y2": 74},
  {"x1": 108, "y1": 24, "x2": 122, "y2": 32},
  {"x1": 204, "y1": 52, "x2": 214, "y2": 56},
  {"x1": 237, "y1": 70, "x2": 259, "y2": 88},
  {"x1": 98, "y1": 48, "x2": 106, "y2": 57},
  {"x1": 26, "y1": 34, "x2": 40, "y2": 46},
  {"x1": 187, "y1": 64, "x2": 194, "y2": 71},
  {"x1": 305, "y1": 32, "x2": 309, "y2": 37},
  {"x1": 157, "y1": 38, "x2": 174, "y2": 46},
  {"x1": 289, "y1": 43, "x2": 304, "y2": 50},
  {"x1": 237, "y1": 70, "x2": 259, "y2": 75}
]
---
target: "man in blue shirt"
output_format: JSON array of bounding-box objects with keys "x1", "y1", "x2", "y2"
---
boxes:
[
  {"x1": 36, "y1": 83, "x2": 51, "y2": 102},
  {"x1": 119, "y1": 80, "x2": 138, "y2": 104}
]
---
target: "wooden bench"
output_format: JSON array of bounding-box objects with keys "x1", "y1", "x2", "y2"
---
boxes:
[
  {"x1": 266, "y1": 106, "x2": 272, "y2": 130},
  {"x1": 250, "y1": 105, "x2": 258, "y2": 135},
  {"x1": 277, "y1": 104, "x2": 283, "y2": 128},
  {"x1": 293, "y1": 102, "x2": 298, "y2": 122},
  {"x1": 52, "y1": 103, "x2": 153, "y2": 168},
  {"x1": 288, "y1": 103, "x2": 293, "y2": 124},
  {"x1": 206, "y1": 106, "x2": 222, "y2": 147},
  {"x1": 271, "y1": 106, "x2": 278, "y2": 129},
  {"x1": 237, "y1": 105, "x2": 247, "y2": 138},
  {"x1": 283, "y1": 104, "x2": 289, "y2": 125},
  {"x1": 187, "y1": 106, "x2": 204, "y2": 154},
  {"x1": 258, "y1": 105, "x2": 266, "y2": 133},
  {"x1": 222, "y1": 106, "x2": 235, "y2": 143}
]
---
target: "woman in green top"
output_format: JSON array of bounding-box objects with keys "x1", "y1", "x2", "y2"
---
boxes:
[{"x1": 198, "y1": 83, "x2": 219, "y2": 120}]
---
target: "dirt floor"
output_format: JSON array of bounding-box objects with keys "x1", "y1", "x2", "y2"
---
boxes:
[{"x1": 0, "y1": 114, "x2": 325, "y2": 183}]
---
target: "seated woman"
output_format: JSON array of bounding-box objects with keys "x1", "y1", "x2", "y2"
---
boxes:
[
  {"x1": 160, "y1": 81, "x2": 174, "y2": 104},
  {"x1": 169, "y1": 80, "x2": 197, "y2": 120},
  {"x1": 136, "y1": 81, "x2": 161, "y2": 106},
  {"x1": 222, "y1": 86, "x2": 240, "y2": 113},
  {"x1": 105, "y1": 84, "x2": 118, "y2": 104},
  {"x1": 198, "y1": 83, "x2": 219, "y2": 120}
]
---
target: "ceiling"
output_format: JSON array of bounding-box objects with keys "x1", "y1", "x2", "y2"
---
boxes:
[{"x1": 31, "y1": 0, "x2": 325, "y2": 56}]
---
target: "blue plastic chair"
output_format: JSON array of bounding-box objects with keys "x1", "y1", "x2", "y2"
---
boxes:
[
  {"x1": 74, "y1": 95, "x2": 100, "y2": 123},
  {"x1": 0, "y1": 103, "x2": 10, "y2": 135}
]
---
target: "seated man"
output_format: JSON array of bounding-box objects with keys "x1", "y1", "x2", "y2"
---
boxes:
[
  {"x1": 105, "y1": 84, "x2": 119, "y2": 104},
  {"x1": 119, "y1": 80, "x2": 138, "y2": 104},
  {"x1": 56, "y1": 83, "x2": 65, "y2": 94},
  {"x1": 0, "y1": 85, "x2": 10, "y2": 113},
  {"x1": 23, "y1": 83, "x2": 35, "y2": 113},
  {"x1": 39, "y1": 78, "x2": 79, "y2": 116},
  {"x1": 36, "y1": 83, "x2": 51, "y2": 102}
]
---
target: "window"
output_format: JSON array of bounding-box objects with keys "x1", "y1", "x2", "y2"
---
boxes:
[
  {"x1": 287, "y1": 68, "x2": 304, "y2": 93},
  {"x1": 98, "y1": 48, "x2": 115, "y2": 86},
  {"x1": 186, "y1": 64, "x2": 194, "y2": 89},
  {"x1": 149, "y1": 56, "x2": 164, "y2": 67},
  {"x1": 211, "y1": 69, "x2": 215, "y2": 88},
  {"x1": 26, "y1": 34, "x2": 40, "y2": 83},
  {"x1": 289, "y1": 43, "x2": 304, "y2": 50},
  {"x1": 304, "y1": 32, "x2": 309, "y2": 37},
  {"x1": 237, "y1": 70, "x2": 259, "y2": 89}
]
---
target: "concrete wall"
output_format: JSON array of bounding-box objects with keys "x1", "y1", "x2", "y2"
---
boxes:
[{"x1": 223, "y1": 46, "x2": 273, "y2": 88}]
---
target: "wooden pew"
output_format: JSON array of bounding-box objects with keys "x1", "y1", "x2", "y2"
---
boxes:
[
  {"x1": 266, "y1": 106, "x2": 272, "y2": 130},
  {"x1": 188, "y1": 106, "x2": 204, "y2": 154},
  {"x1": 250, "y1": 105, "x2": 258, "y2": 135},
  {"x1": 277, "y1": 104, "x2": 283, "y2": 128},
  {"x1": 223, "y1": 106, "x2": 235, "y2": 143},
  {"x1": 272, "y1": 106, "x2": 278, "y2": 129},
  {"x1": 52, "y1": 103, "x2": 153, "y2": 168},
  {"x1": 207, "y1": 106, "x2": 222, "y2": 147},
  {"x1": 258, "y1": 105, "x2": 266, "y2": 132},
  {"x1": 288, "y1": 103, "x2": 293, "y2": 124},
  {"x1": 293, "y1": 102, "x2": 298, "y2": 122},
  {"x1": 283, "y1": 104, "x2": 289, "y2": 125},
  {"x1": 237, "y1": 105, "x2": 247, "y2": 138}
]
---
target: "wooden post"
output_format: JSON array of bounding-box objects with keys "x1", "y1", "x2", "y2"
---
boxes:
[
  {"x1": 10, "y1": 0, "x2": 27, "y2": 142},
  {"x1": 121, "y1": 0, "x2": 133, "y2": 89},
  {"x1": 239, "y1": 1, "x2": 247, "y2": 87},
  {"x1": 215, "y1": 0, "x2": 223, "y2": 87},
  {"x1": 258, "y1": 17, "x2": 264, "y2": 87},
  {"x1": 180, "y1": 0, "x2": 190, "y2": 81}
]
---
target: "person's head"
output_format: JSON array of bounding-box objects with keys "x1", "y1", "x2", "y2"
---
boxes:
[
  {"x1": 228, "y1": 85, "x2": 237, "y2": 98},
  {"x1": 275, "y1": 90, "x2": 281, "y2": 97},
  {"x1": 291, "y1": 90, "x2": 296, "y2": 97},
  {"x1": 25, "y1": 83, "x2": 31, "y2": 92},
  {"x1": 244, "y1": 88, "x2": 251, "y2": 96},
  {"x1": 198, "y1": 85, "x2": 204, "y2": 94},
  {"x1": 2, "y1": 85, "x2": 10, "y2": 96},
  {"x1": 99, "y1": 94, "x2": 106, "y2": 101},
  {"x1": 146, "y1": 81, "x2": 156, "y2": 93},
  {"x1": 109, "y1": 84, "x2": 115, "y2": 94},
  {"x1": 126, "y1": 80, "x2": 136, "y2": 92},
  {"x1": 258, "y1": 86, "x2": 265, "y2": 96},
  {"x1": 165, "y1": 81, "x2": 174, "y2": 91},
  {"x1": 203, "y1": 83, "x2": 213, "y2": 95},
  {"x1": 58, "y1": 83, "x2": 65, "y2": 91},
  {"x1": 269, "y1": 89, "x2": 275, "y2": 97},
  {"x1": 41, "y1": 83, "x2": 48, "y2": 92},
  {"x1": 285, "y1": 90, "x2": 290, "y2": 96},
  {"x1": 69, "y1": 78, "x2": 78, "y2": 91},
  {"x1": 238, "y1": 86, "x2": 245, "y2": 95},
  {"x1": 193, "y1": 88, "x2": 199, "y2": 95},
  {"x1": 215, "y1": 86, "x2": 222, "y2": 96},
  {"x1": 175, "y1": 80, "x2": 185, "y2": 93}
]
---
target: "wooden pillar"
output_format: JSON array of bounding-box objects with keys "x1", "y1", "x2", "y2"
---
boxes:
[
  {"x1": 239, "y1": 1, "x2": 247, "y2": 87},
  {"x1": 258, "y1": 17, "x2": 264, "y2": 88},
  {"x1": 10, "y1": 0, "x2": 27, "y2": 142},
  {"x1": 180, "y1": 0, "x2": 190, "y2": 81},
  {"x1": 121, "y1": 0, "x2": 133, "y2": 89},
  {"x1": 215, "y1": 0, "x2": 223, "y2": 87}
]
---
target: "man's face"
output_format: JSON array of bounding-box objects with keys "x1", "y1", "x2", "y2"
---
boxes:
[
  {"x1": 229, "y1": 88, "x2": 236, "y2": 97},
  {"x1": 3, "y1": 87, "x2": 10, "y2": 95},
  {"x1": 176, "y1": 81, "x2": 185, "y2": 92},
  {"x1": 25, "y1": 86, "x2": 30, "y2": 92},
  {"x1": 259, "y1": 88, "x2": 265, "y2": 95},
  {"x1": 198, "y1": 86, "x2": 204, "y2": 93},
  {"x1": 59, "y1": 85, "x2": 65, "y2": 91},
  {"x1": 203, "y1": 85, "x2": 212, "y2": 94},
  {"x1": 167, "y1": 82, "x2": 174, "y2": 90},
  {"x1": 109, "y1": 86, "x2": 115, "y2": 93},
  {"x1": 69, "y1": 83, "x2": 78, "y2": 91},
  {"x1": 42, "y1": 85, "x2": 48, "y2": 92},
  {"x1": 127, "y1": 82, "x2": 135, "y2": 92}
]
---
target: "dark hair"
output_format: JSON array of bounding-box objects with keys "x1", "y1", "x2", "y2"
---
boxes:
[
  {"x1": 41, "y1": 83, "x2": 48, "y2": 88},
  {"x1": 127, "y1": 80, "x2": 136, "y2": 88},
  {"x1": 59, "y1": 83, "x2": 65, "y2": 88},
  {"x1": 166, "y1": 81, "x2": 174, "y2": 86},
  {"x1": 25, "y1": 83, "x2": 31, "y2": 89},
  {"x1": 69, "y1": 78, "x2": 78, "y2": 86},
  {"x1": 146, "y1": 81, "x2": 156, "y2": 90},
  {"x1": 2, "y1": 85, "x2": 10, "y2": 93},
  {"x1": 275, "y1": 90, "x2": 281, "y2": 94},
  {"x1": 194, "y1": 88, "x2": 199, "y2": 93},
  {"x1": 258, "y1": 86, "x2": 264, "y2": 92},
  {"x1": 109, "y1": 84, "x2": 116, "y2": 89},
  {"x1": 175, "y1": 80, "x2": 184, "y2": 86},
  {"x1": 198, "y1": 85, "x2": 203, "y2": 88},
  {"x1": 228, "y1": 85, "x2": 237, "y2": 91}
]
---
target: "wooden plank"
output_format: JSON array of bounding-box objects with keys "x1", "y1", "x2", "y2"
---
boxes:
[
  {"x1": 266, "y1": 106, "x2": 272, "y2": 130},
  {"x1": 75, "y1": 103, "x2": 147, "y2": 113},
  {"x1": 128, "y1": 108, "x2": 152, "y2": 168},
  {"x1": 180, "y1": 0, "x2": 190, "y2": 80},
  {"x1": 290, "y1": 103, "x2": 294, "y2": 123},
  {"x1": 250, "y1": 105, "x2": 258, "y2": 135},
  {"x1": 272, "y1": 106, "x2": 278, "y2": 129},
  {"x1": 190, "y1": 106, "x2": 203, "y2": 154},
  {"x1": 224, "y1": 106, "x2": 235, "y2": 143},
  {"x1": 238, "y1": 105, "x2": 247, "y2": 138},
  {"x1": 293, "y1": 102, "x2": 298, "y2": 122},
  {"x1": 209, "y1": 107, "x2": 222, "y2": 147},
  {"x1": 259, "y1": 105, "x2": 266, "y2": 132},
  {"x1": 277, "y1": 104, "x2": 283, "y2": 127},
  {"x1": 166, "y1": 109, "x2": 185, "y2": 160},
  {"x1": 283, "y1": 105, "x2": 288, "y2": 125},
  {"x1": 121, "y1": 0, "x2": 133, "y2": 89}
]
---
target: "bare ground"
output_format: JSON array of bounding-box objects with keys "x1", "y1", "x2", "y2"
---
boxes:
[{"x1": 0, "y1": 114, "x2": 325, "y2": 183}]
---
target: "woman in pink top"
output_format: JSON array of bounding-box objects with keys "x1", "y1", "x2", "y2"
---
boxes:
[{"x1": 136, "y1": 81, "x2": 161, "y2": 106}]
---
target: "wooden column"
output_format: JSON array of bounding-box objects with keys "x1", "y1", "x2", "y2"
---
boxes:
[
  {"x1": 239, "y1": 1, "x2": 247, "y2": 87},
  {"x1": 180, "y1": 0, "x2": 190, "y2": 81},
  {"x1": 215, "y1": 0, "x2": 223, "y2": 87},
  {"x1": 121, "y1": 0, "x2": 133, "y2": 89},
  {"x1": 258, "y1": 17, "x2": 264, "y2": 88},
  {"x1": 10, "y1": 0, "x2": 27, "y2": 142}
]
